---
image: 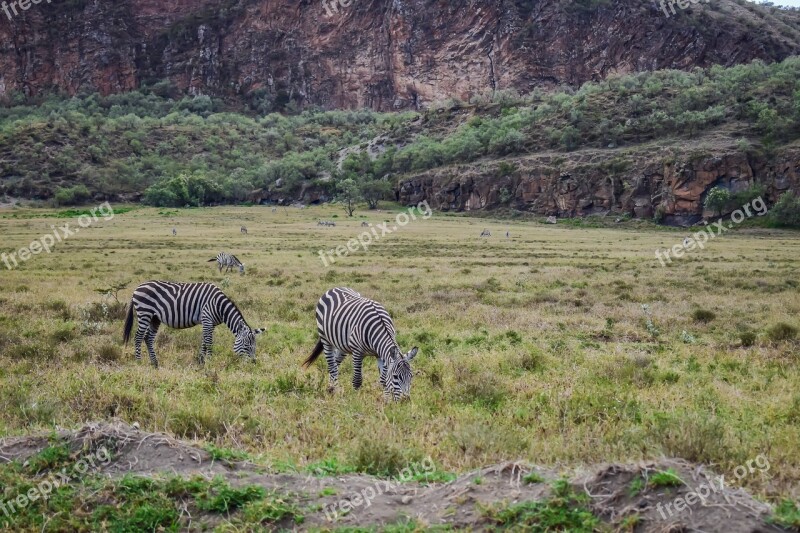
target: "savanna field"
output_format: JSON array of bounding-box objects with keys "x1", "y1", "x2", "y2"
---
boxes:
[{"x1": 0, "y1": 203, "x2": 799, "y2": 525}]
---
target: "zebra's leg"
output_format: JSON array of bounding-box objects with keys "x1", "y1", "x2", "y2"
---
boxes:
[
  {"x1": 352, "y1": 351, "x2": 365, "y2": 390},
  {"x1": 199, "y1": 322, "x2": 214, "y2": 365},
  {"x1": 145, "y1": 318, "x2": 160, "y2": 368},
  {"x1": 323, "y1": 342, "x2": 340, "y2": 392},
  {"x1": 133, "y1": 315, "x2": 150, "y2": 362},
  {"x1": 378, "y1": 357, "x2": 387, "y2": 387},
  {"x1": 334, "y1": 348, "x2": 346, "y2": 366}
]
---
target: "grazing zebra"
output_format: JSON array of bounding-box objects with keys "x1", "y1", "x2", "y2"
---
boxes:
[
  {"x1": 123, "y1": 281, "x2": 265, "y2": 367},
  {"x1": 361, "y1": 221, "x2": 370, "y2": 227},
  {"x1": 480, "y1": 229, "x2": 491, "y2": 237},
  {"x1": 318, "y1": 221, "x2": 337, "y2": 227},
  {"x1": 172, "y1": 228, "x2": 177, "y2": 237},
  {"x1": 302, "y1": 287, "x2": 419, "y2": 401},
  {"x1": 208, "y1": 252, "x2": 245, "y2": 275},
  {"x1": 241, "y1": 226, "x2": 248, "y2": 234}
]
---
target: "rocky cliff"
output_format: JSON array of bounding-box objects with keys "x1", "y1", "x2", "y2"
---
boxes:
[
  {"x1": 1, "y1": 0, "x2": 799, "y2": 110},
  {"x1": 396, "y1": 146, "x2": 800, "y2": 225}
]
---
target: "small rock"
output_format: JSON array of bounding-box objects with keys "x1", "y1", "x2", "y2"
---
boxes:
[{"x1": 401, "y1": 495, "x2": 413, "y2": 505}]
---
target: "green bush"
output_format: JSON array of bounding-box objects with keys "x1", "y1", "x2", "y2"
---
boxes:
[
  {"x1": 53, "y1": 184, "x2": 91, "y2": 206},
  {"x1": 770, "y1": 192, "x2": 800, "y2": 228}
]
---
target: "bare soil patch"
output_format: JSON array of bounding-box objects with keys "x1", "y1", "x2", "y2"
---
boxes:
[{"x1": 0, "y1": 422, "x2": 786, "y2": 531}]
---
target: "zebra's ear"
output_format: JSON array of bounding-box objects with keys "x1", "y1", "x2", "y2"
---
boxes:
[
  {"x1": 254, "y1": 328, "x2": 266, "y2": 335},
  {"x1": 406, "y1": 347, "x2": 419, "y2": 360}
]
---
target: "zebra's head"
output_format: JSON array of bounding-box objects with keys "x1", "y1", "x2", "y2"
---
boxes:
[
  {"x1": 384, "y1": 347, "x2": 419, "y2": 401},
  {"x1": 234, "y1": 326, "x2": 265, "y2": 359},
  {"x1": 239, "y1": 264, "x2": 245, "y2": 275}
]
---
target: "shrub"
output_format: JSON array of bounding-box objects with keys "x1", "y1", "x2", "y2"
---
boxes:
[
  {"x1": 766, "y1": 322, "x2": 798, "y2": 342},
  {"x1": 691, "y1": 309, "x2": 717, "y2": 323},
  {"x1": 54, "y1": 185, "x2": 91, "y2": 206},
  {"x1": 704, "y1": 187, "x2": 731, "y2": 216},
  {"x1": 770, "y1": 192, "x2": 800, "y2": 228}
]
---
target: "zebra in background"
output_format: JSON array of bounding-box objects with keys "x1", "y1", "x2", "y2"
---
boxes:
[
  {"x1": 208, "y1": 252, "x2": 245, "y2": 275},
  {"x1": 123, "y1": 281, "x2": 265, "y2": 367},
  {"x1": 172, "y1": 228, "x2": 177, "y2": 236},
  {"x1": 241, "y1": 226, "x2": 248, "y2": 234},
  {"x1": 480, "y1": 229, "x2": 491, "y2": 237},
  {"x1": 302, "y1": 287, "x2": 419, "y2": 401}
]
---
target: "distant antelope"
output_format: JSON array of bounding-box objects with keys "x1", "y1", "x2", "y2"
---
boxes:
[
  {"x1": 241, "y1": 226, "x2": 248, "y2": 234},
  {"x1": 480, "y1": 229, "x2": 491, "y2": 237}
]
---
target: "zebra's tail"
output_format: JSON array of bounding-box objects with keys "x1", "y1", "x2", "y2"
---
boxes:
[
  {"x1": 123, "y1": 302, "x2": 135, "y2": 345},
  {"x1": 302, "y1": 340, "x2": 324, "y2": 369},
  {"x1": 207, "y1": 258, "x2": 217, "y2": 262}
]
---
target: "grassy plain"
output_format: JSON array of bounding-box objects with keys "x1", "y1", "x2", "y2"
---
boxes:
[{"x1": 0, "y1": 204, "x2": 798, "y2": 509}]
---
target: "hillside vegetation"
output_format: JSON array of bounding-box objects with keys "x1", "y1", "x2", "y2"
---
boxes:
[{"x1": 0, "y1": 58, "x2": 799, "y2": 208}]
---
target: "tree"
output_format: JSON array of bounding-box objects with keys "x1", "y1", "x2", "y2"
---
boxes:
[
  {"x1": 361, "y1": 179, "x2": 393, "y2": 210},
  {"x1": 704, "y1": 186, "x2": 731, "y2": 216},
  {"x1": 336, "y1": 178, "x2": 362, "y2": 217}
]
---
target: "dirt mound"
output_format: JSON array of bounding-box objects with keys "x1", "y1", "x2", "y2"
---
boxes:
[{"x1": 0, "y1": 422, "x2": 787, "y2": 531}]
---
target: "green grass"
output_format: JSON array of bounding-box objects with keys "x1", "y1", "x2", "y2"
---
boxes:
[
  {"x1": 649, "y1": 469, "x2": 683, "y2": 488},
  {"x1": 0, "y1": 204, "x2": 797, "y2": 521},
  {"x1": 0, "y1": 466, "x2": 303, "y2": 531},
  {"x1": 772, "y1": 500, "x2": 800, "y2": 529},
  {"x1": 483, "y1": 479, "x2": 599, "y2": 531}
]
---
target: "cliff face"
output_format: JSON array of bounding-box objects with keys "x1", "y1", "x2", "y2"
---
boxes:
[
  {"x1": 1, "y1": 0, "x2": 799, "y2": 110},
  {"x1": 396, "y1": 148, "x2": 800, "y2": 225}
]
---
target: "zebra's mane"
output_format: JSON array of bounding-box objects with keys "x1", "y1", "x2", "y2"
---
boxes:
[
  {"x1": 218, "y1": 288, "x2": 250, "y2": 332},
  {"x1": 367, "y1": 300, "x2": 400, "y2": 358}
]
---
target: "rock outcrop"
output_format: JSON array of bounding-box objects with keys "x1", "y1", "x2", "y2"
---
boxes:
[
  {"x1": 396, "y1": 147, "x2": 800, "y2": 225},
  {"x1": 0, "y1": 0, "x2": 799, "y2": 110}
]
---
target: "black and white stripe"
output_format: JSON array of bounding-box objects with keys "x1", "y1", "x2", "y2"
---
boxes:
[
  {"x1": 123, "y1": 281, "x2": 264, "y2": 367},
  {"x1": 241, "y1": 226, "x2": 248, "y2": 234},
  {"x1": 302, "y1": 287, "x2": 418, "y2": 401},
  {"x1": 208, "y1": 252, "x2": 245, "y2": 275}
]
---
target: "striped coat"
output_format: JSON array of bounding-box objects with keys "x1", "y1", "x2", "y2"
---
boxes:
[
  {"x1": 123, "y1": 281, "x2": 264, "y2": 367},
  {"x1": 302, "y1": 287, "x2": 418, "y2": 401},
  {"x1": 208, "y1": 252, "x2": 245, "y2": 275}
]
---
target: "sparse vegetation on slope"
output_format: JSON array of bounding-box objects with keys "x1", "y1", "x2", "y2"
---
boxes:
[{"x1": 1, "y1": 58, "x2": 799, "y2": 212}]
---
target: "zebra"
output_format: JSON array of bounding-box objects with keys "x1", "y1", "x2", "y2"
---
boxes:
[
  {"x1": 241, "y1": 226, "x2": 248, "y2": 234},
  {"x1": 302, "y1": 287, "x2": 418, "y2": 401},
  {"x1": 208, "y1": 252, "x2": 245, "y2": 275},
  {"x1": 480, "y1": 229, "x2": 491, "y2": 237},
  {"x1": 272, "y1": 207, "x2": 277, "y2": 213},
  {"x1": 123, "y1": 281, "x2": 265, "y2": 368},
  {"x1": 172, "y1": 228, "x2": 177, "y2": 237},
  {"x1": 361, "y1": 221, "x2": 370, "y2": 227}
]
